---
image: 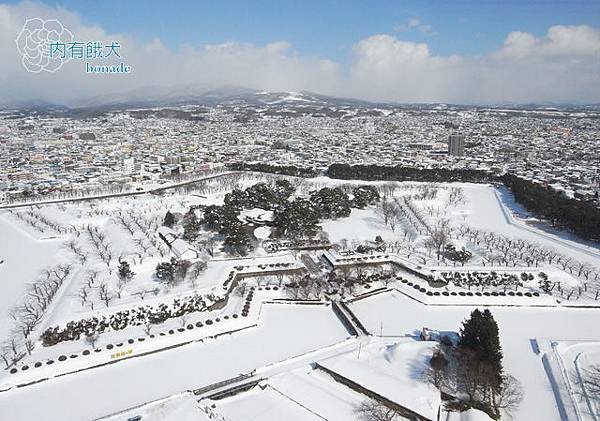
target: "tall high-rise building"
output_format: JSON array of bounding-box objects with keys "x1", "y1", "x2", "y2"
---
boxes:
[
  {"x1": 448, "y1": 134, "x2": 465, "y2": 156},
  {"x1": 123, "y1": 157, "x2": 135, "y2": 174}
]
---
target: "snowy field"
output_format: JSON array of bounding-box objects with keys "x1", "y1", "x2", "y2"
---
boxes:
[
  {"x1": 323, "y1": 182, "x2": 600, "y2": 268},
  {"x1": 0, "y1": 214, "x2": 66, "y2": 341},
  {"x1": 350, "y1": 290, "x2": 600, "y2": 420},
  {"x1": 210, "y1": 383, "x2": 324, "y2": 421},
  {"x1": 0, "y1": 303, "x2": 349, "y2": 421},
  {"x1": 203, "y1": 353, "x2": 420, "y2": 421},
  {"x1": 0, "y1": 175, "x2": 599, "y2": 420},
  {"x1": 318, "y1": 338, "x2": 441, "y2": 420},
  {"x1": 542, "y1": 340, "x2": 600, "y2": 420}
]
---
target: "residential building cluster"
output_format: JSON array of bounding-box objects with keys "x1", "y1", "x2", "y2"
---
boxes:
[{"x1": 0, "y1": 99, "x2": 598, "y2": 204}]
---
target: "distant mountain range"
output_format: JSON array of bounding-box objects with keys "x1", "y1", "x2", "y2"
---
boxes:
[
  {"x1": 1, "y1": 86, "x2": 599, "y2": 114},
  {"x1": 75, "y1": 86, "x2": 388, "y2": 110}
]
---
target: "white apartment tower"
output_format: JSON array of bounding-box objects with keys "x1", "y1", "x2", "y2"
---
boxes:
[
  {"x1": 448, "y1": 134, "x2": 465, "y2": 156},
  {"x1": 123, "y1": 157, "x2": 135, "y2": 174}
]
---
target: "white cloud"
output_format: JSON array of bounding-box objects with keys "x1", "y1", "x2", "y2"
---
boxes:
[
  {"x1": 0, "y1": 2, "x2": 599, "y2": 105},
  {"x1": 395, "y1": 18, "x2": 437, "y2": 35},
  {"x1": 0, "y1": 2, "x2": 341, "y2": 105},
  {"x1": 495, "y1": 25, "x2": 600, "y2": 60},
  {"x1": 348, "y1": 26, "x2": 600, "y2": 104}
]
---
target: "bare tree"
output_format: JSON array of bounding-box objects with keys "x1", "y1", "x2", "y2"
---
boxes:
[
  {"x1": 190, "y1": 260, "x2": 207, "y2": 283},
  {"x1": 0, "y1": 349, "x2": 10, "y2": 368},
  {"x1": 97, "y1": 282, "x2": 114, "y2": 307},
  {"x1": 143, "y1": 319, "x2": 153, "y2": 336},
  {"x1": 376, "y1": 199, "x2": 395, "y2": 227},
  {"x1": 388, "y1": 206, "x2": 402, "y2": 232},
  {"x1": 115, "y1": 278, "x2": 126, "y2": 299},
  {"x1": 424, "y1": 347, "x2": 449, "y2": 390},
  {"x1": 429, "y1": 221, "x2": 450, "y2": 260},
  {"x1": 582, "y1": 364, "x2": 600, "y2": 401},
  {"x1": 85, "y1": 270, "x2": 99, "y2": 287},
  {"x1": 339, "y1": 238, "x2": 349, "y2": 250},
  {"x1": 78, "y1": 286, "x2": 89, "y2": 306},
  {"x1": 233, "y1": 282, "x2": 248, "y2": 297},
  {"x1": 24, "y1": 339, "x2": 35, "y2": 355},
  {"x1": 354, "y1": 400, "x2": 400, "y2": 421},
  {"x1": 85, "y1": 332, "x2": 99, "y2": 349},
  {"x1": 494, "y1": 374, "x2": 524, "y2": 415}
]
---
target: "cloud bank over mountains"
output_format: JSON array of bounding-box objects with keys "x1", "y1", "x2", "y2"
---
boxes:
[{"x1": 1, "y1": 1, "x2": 599, "y2": 106}]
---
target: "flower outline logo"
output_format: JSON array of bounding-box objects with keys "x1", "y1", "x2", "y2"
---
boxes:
[{"x1": 15, "y1": 18, "x2": 74, "y2": 73}]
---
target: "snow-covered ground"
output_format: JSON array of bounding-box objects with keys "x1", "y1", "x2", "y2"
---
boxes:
[
  {"x1": 0, "y1": 214, "x2": 66, "y2": 340},
  {"x1": 541, "y1": 340, "x2": 600, "y2": 421},
  {"x1": 0, "y1": 303, "x2": 349, "y2": 421},
  {"x1": 209, "y1": 382, "x2": 324, "y2": 421},
  {"x1": 1, "y1": 177, "x2": 599, "y2": 420},
  {"x1": 266, "y1": 366, "x2": 376, "y2": 420},
  {"x1": 318, "y1": 337, "x2": 441, "y2": 420},
  {"x1": 102, "y1": 392, "x2": 210, "y2": 421},
  {"x1": 350, "y1": 290, "x2": 600, "y2": 420},
  {"x1": 464, "y1": 184, "x2": 600, "y2": 266}
]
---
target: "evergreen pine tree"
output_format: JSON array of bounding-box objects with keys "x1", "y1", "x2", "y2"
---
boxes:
[
  {"x1": 163, "y1": 210, "x2": 175, "y2": 228},
  {"x1": 459, "y1": 308, "x2": 504, "y2": 391},
  {"x1": 480, "y1": 309, "x2": 503, "y2": 384},
  {"x1": 118, "y1": 261, "x2": 135, "y2": 283},
  {"x1": 459, "y1": 308, "x2": 483, "y2": 350},
  {"x1": 155, "y1": 261, "x2": 174, "y2": 284},
  {"x1": 182, "y1": 209, "x2": 200, "y2": 241}
]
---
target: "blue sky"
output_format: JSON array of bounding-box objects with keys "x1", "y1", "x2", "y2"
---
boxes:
[
  {"x1": 9, "y1": 0, "x2": 600, "y2": 61},
  {"x1": 2, "y1": 0, "x2": 600, "y2": 104}
]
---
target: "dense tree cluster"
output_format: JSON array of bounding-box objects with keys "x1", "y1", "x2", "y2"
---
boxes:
[
  {"x1": 444, "y1": 244, "x2": 473, "y2": 265},
  {"x1": 351, "y1": 185, "x2": 380, "y2": 208},
  {"x1": 155, "y1": 258, "x2": 193, "y2": 286},
  {"x1": 271, "y1": 198, "x2": 319, "y2": 239},
  {"x1": 222, "y1": 180, "x2": 295, "y2": 211},
  {"x1": 459, "y1": 309, "x2": 503, "y2": 385},
  {"x1": 40, "y1": 294, "x2": 209, "y2": 346},
  {"x1": 203, "y1": 205, "x2": 252, "y2": 255},
  {"x1": 274, "y1": 185, "x2": 380, "y2": 240},
  {"x1": 502, "y1": 174, "x2": 600, "y2": 241},
  {"x1": 438, "y1": 271, "x2": 523, "y2": 291},
  {"x1": 326, "y1": 164, "x2": 493, "y2": 183},
  {"x1": 182, "y1": 209, "x2": 201, "y2": 241},
  {"x1": 162, "y1": 210, "x2": 175, "y2": 228},
  {"x1": 203, "y1": 181, "x2": 380, "y2": 246},
  {"x1": 310, "y1": 187, "x2": 352, "y2": 219},
  {"x1": 202, "y1": 180, "x2": 299, "y2": 254},
  {"x1": 227, "y1": 162, "x2": 319, "y2": 177},
  {"x1": 118, "y1": 261, "x2": 135, "y2": 284}
]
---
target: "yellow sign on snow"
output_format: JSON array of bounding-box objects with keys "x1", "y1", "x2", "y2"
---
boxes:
[{"x1": 110, "y1": 349, "x2": 133, "y2": 359}]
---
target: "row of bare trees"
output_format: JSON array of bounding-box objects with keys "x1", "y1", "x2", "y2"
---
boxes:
[
  {"x1": 113, "y1": 209, "x2": 168, "y2": 258},
  {"x1": 82, "y1": 224, "x2": 114, "y2": 268},
  {"x1": 1, "y1": 264, "x2": 72, "y2": 368},
  {"x1": 456, "y1": 225, "x2": 600, "y2": 299},
  {"x1": 8, "y1": 209, "x2": 70, "y2": 235}
]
